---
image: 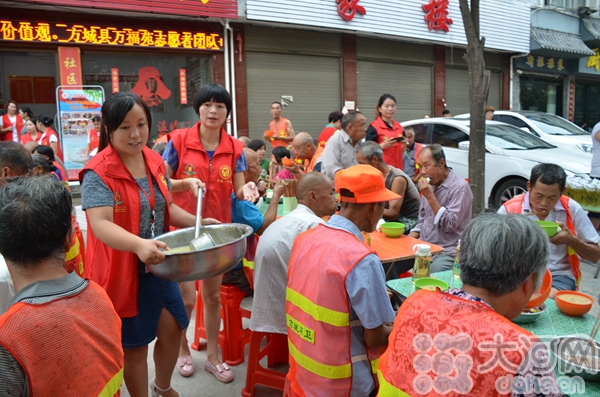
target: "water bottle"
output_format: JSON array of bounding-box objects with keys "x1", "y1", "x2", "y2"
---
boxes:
[
  {"x1": 412, "y1": 244, "x2": 431, "y2": 282},
  {"x1": 452, "y1": 240, "x2": 461, "y2": 279}
]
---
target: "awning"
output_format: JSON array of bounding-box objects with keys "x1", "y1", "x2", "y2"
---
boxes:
[
  {"x1": 531, "y1": 27, "x2": 595, "y2": 58},
  {"x1": 582, "y1": 18, "x2": 600, "y2": 43}
]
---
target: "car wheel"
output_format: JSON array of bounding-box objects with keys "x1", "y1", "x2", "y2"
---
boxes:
[{"x1": 492, "y1": 178, "x2": 527, "y2": 209}]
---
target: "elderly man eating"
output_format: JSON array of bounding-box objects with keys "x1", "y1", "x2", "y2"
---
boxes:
[
  {"x1": 283, "y1": 132, "x2": 324, "y2": 179},
  {"x1": 378, "y1": 213, "x2": 561, "y2": 396}
]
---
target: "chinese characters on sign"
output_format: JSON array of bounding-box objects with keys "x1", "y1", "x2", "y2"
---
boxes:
[
  {"x1": 422, "y1": 0, "x2": 453, "y2": 33},
  {"x1": 587, "y1": 48, "x2": 600, "y2": 71},
  {"x1": 336, "y1": 0, "x2": 366, "y2": 22},
  {"x1": 111, "y1": 68, "x2": 119, "y2": 94},
  {"x1": 0, "y1": 20, "x2": 224, "y2": 51},
  {"x1": 58, "y1": 47, "x2": 82, "y2": 86},
  {"x1": 525, "y1": 54, "x2": 565, "y2": 71},
  {"x1": 179, "y1": 69, "x2": 188, "y2": 105}
]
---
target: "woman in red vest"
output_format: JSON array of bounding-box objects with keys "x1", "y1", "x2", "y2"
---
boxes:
[
  {"x1": 37, "y1": 114, "x2": 64, "y2": 161},
  {"x1": 84, "y1": 115, "x2": 101, "y2": 163},
  {"x1": 0, "y1": 100, "x2": 24, "y2": 142},
  {"x1": 162, "y1": 83, "x2": 258, "y2": 382},
  {"x1": 365, "y1": 94, "x2": 406, "y2": 170},
  {"x1": 81, "y1": 92, "x2": 201, "y2": 397},
  {"x1": 20, "y1": 117, "x2": 42, "y2": 145}
]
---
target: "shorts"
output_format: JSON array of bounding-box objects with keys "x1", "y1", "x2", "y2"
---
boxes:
[
  {"x1": 551, "y1": 274, "x2": 576, "y2": 292},
  {"x1": 121, "y1": 272, "x2": 189, "y2": 349}
]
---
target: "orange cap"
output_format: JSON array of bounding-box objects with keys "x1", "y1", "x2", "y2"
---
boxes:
[{"x1": 335, "y1": 165, "x2": 402, "y2": 204}]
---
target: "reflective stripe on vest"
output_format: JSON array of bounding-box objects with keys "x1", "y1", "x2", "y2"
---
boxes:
[
  {"x1": 98, "y1": 367, "x2": 124, "y2": 397},
  {"x1": 376, "y1": 369, "x2": 411, "y2": 397},
  {"x1": 242, "y1": 258, "x2": 254, "y2": 270},
  {"x1": 288, "y1": 339, "x2": 351, "y2": 380},
  {"x1": 503, "y1": 194, "x2": 581, "y2": 288},
  {"x1": 286, "y1": 287, "x2": 349, "y2": 327}
]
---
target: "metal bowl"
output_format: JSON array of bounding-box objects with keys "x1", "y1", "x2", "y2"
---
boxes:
[
  {"x1": 512, "y1": 303, "x2": 546, "y2": 324},
  {"x1": 149, "y1": 224, "x2": 253, "y2": 282},
  {"x1": 549, "y1": 335, "x2": 600, "y2": 382}
]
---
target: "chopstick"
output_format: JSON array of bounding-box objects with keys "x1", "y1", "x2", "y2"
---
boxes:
[{"x1": 591, "y1": 310, "x2": 600, "y2": 340}]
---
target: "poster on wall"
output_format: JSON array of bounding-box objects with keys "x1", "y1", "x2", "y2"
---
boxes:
[{"x1": 55, "y1": 85, "x2": 104, "y2": 180}]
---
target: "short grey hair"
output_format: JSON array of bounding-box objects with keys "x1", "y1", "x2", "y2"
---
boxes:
[
  {"x1": 422, "y1": 144, "x2": 447, "y2": 168},
  {"x1": 404, "y1": 127, "x2": 415, "y2": 136},
  {"x1": 459, "y1": 213, "x2": 549, "y2": 296},
  {"x1": 357, "y1": 141, "x2": 383, "y2": 162},
  {"x1": 341, "y1": 110, "x2": 362, "y2": 130}
]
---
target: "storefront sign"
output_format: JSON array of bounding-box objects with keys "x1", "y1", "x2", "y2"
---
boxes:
[
  {"x1": 525, "y1": 54, "x2": 565, "y2": 71},
  {"x1": 111, "y1": 68, "x2": 119, "y2": 93},
  {"x1": 587, "y1": 48, "x2": 600, "y2": 71},
  {"x1": 179, "y1": 69, "x2": 188, "y2": 105},
  {"x1": 56, "y1": 86, "x2": 104, "y2": 179},
  {"x1": 33, "y1": 77, "x2": 56, "y2": 103},
  {"x1": 9, "y1": 76, "x2": 34, "y2": 103},
  {"x1": 58, "y1": 47, "x2": 82, "y2": 86},
  {"x1": 568, "y1": 80, "x2": 575, "y2": 122},
  {"x1": 336, "y1": 0, "x2": 366, "y2": 22},
  {"x1": 422, "y1": 0, "x2": 453, "y2": 32},
  {"x1": 18, "y1": 0, "x2": 237, "y2": 19},
  {"x1": 0, "y1": 20, "x2": 224, "y2": 51},
  {"x1": 515, "y1": 55, "x2": 571, "y2": 75}
]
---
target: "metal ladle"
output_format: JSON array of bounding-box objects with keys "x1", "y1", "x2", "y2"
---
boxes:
[{"x1": 189, "y1": 187, "x2": 216, "y2": 250}]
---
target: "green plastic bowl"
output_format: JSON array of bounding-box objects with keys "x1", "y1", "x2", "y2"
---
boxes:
[
  {"x1": 535, "y1": 220, "x2": 559, "y2": 237},
  {"x1": 381, "y1": 222, "x2": 405, "y2": 238},
  {"x1": 414, "y1": 277, "x2": 449, "y2": 292}
]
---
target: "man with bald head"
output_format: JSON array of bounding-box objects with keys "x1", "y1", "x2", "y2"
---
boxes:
[
  {"x1": 250, "y1": 172, "x2": 338, "y2": 334},
  {"x1": 283, "y1": 132, "x2": 325, "y2": 179},
  {"x1": 223, "y1": 148, "x2": 285, "y2": 295}
]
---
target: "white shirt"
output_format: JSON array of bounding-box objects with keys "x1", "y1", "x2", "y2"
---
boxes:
[
  {"x1": 498, "y1": 192, "x2": 600, "y2": 280},
  {"x1": 250, "y1": 204, "x2": 326, "y2": 334},
  {"x1": 7, "y1": 115, "x2": 17, "y2": 142},
  {"x1": 0, "y1": 254, "x2": 14, "y2": 315},
  {"x1": 591, "y1": 121, "x2": 600, "y2": 178}
]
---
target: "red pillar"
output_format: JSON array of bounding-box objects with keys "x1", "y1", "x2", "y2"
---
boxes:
[{"x1": 433, "y1": 45, "x2": 446, "y2": 117}]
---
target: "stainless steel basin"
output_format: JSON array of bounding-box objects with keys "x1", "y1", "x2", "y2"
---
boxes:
[{"x1": 149, "y1": 224, "x2": 252, "y2": 282}]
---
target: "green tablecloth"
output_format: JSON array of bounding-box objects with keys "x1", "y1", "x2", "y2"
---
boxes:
[
  {"x1": 259, "y1": 198, "x2": 284, "y2": 216},
  {"x1": 387, "y1": 271, "x2": 600, "y2": 396}
]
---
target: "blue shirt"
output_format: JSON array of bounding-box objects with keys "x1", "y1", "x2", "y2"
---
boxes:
[
  {"x1": 231, "y1": 193, "x2": 264, "y2": 269},
  {"x1": 326, "y1": 215, "x2": 396, "y2": 396}
]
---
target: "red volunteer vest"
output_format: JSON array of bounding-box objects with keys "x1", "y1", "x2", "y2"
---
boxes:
[
  {"x1": 40, "y1": 127, "x2": 64, "y2": 161},
  {"x1": 20, "y1": 132, "x2": 40, "y2": 145},
  {"x1": 285, "y1": 224, "x2": 380, "y2": 397},
  {"x1": 503, "y1": 194, "x2": 581, "y2": 288},
  {"x1": 378, "y1": 290, "x2": 535, "y2": 396},
  {"x1": 89, "y1": 128, "x2": 99, "y2": 153},
  {"x1": 307, "y1": 146, "x2": 324, "y2": 173},
  {"x1": 80, "y1": 145, "x2": 171, "y2": 317},
  {"x1": 269, "y1": 117, "x2": 291, "y2": 148},
  {"x1": 370, "y1": 117, "x2": 404, "y2": 170},
  {"x1": 1, "y1": 113, "x2": 24, "y2": 142},
  {"x1": 318, "y1": 126, "x2": 337, "y2": 148},
  {"x1": 169, "y1": 123, "x2": 244, "y2": 223},
  {"x1": 0, "y1": 281, "x2": 124, "y2": 396}
]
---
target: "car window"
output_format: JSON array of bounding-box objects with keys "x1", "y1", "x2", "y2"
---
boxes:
[
  {"x1": 525, "y1": 114, "x2": 590, "y2": 136},
  {"x1": 497, "y1": 115, "x2": 531, "y2": 131},
  {"x1": 486, "y1": 124, "x2": 555, "y2": 149},
  {"x1": 407, "y1": 124, "x2": 429, "y2": 144},
  {"x1": 431, "y1": 124, "x2": 469, "y2": 148}
]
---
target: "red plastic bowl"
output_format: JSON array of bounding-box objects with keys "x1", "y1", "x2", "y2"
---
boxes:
[{"x1": 524, "y1": 269, "x2": 552, "y2": 310}]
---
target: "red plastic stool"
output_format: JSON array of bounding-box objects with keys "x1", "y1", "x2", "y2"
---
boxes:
[
  {"x1": 191, "y1": 281, "x2": 252, "y2": 366},
  {"x1": 241, "y1": 331, "x2": 289, "y2": 397}
]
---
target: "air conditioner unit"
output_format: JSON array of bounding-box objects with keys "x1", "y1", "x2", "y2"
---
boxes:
[{"x1": 587, "y1": 0, "x2": 599, "y2": 12}]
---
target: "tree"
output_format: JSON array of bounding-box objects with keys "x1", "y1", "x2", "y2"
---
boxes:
[{"x1": 459, "y1": 0, "x2": 490, "y2": 215}]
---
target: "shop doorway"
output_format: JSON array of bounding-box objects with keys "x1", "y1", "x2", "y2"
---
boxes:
[
  {"x1": 520, "y1": 76, "x2": 563, "y2": 117},
  {"x1": 574, "y1": 82, "x2": 600, "y2": 131}
]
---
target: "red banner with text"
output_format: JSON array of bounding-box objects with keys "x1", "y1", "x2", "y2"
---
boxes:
[{"x1": 58, "y1": 46, "x2": 82, "y2": 86}]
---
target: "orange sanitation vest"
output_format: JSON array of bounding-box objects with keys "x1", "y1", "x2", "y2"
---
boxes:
[
  {"x1": 503, "y1": 194, "x2": 581, "y2": 288},
  {"x1": 285, "y1": 224, "x2": 380, "y2": 397},
  {"x1": 0, "y1": 281, "x2": 124, "y2": 396},
  {"x1": 370, "y1": 117, "x2": 404, "y2": 170},
  {"x1": 269, "y1": 117, "x2": 291, "y2": 148},
  {"x1": 307, "y1": 146, "x2": 324, "y2": 173},
  {"x1": 378, "y1": 290, "x2": 535, "y2": 396},
  {"x1": 80, "y1": 145, "x2": 171, "y2": 317}
]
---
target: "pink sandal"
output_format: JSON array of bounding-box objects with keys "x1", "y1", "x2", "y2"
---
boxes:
[
  {"x1": 204, "y1": 359, "x2": 234, "y2": 383},
  {"x1": 177, "y1": 355, "x2": 194, "y2": 377}
]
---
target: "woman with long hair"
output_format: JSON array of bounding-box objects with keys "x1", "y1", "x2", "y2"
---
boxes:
[
  {"x1": 1, "y1": 100, "x2": 24, "y2": 142},
  {"x1": 365, "y1": 93, "x2": 406, "y2": 170},
  {"x1": 18, "y1": 106, "x2": 34, "y2": 136},
  {"x1": 20, "y1": 117, "x2": 42, "y2": 145},
  {"x1": 80, "y1": 91, "x2": 210, "y2": 397},
  {"x1": 37, "y1": 114, "x2": 64, "y2": 161},
  {"x1": 162, "y1": 83, "x2": 258, "y2": 383}
]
